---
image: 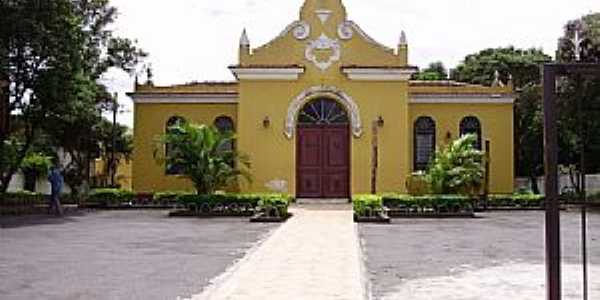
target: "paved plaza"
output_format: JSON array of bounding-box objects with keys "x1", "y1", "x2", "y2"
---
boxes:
[
  {"x1": 0, "y1": 210, "x2": 278, "y2": 300},
  {"x1": 360, "y1": 210, "x2": 600, "y2": 299},
  {"x1": 1, "y1": 208, "x2": 599, "y2": 300}
]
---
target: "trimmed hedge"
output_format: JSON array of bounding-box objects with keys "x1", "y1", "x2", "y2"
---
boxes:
[
  {"x1": 487, "y1": 194, "x2": 545, "y2": 208},
  {"x1": 87, "y1": 189, "x2": 135, "y2": 207},
  {"x1": 382, "y1": 194, "x2": 474, "y2": 213},
  {"x1": 0, "y1": 191, "x2": 45, "y2": 205},
  {"x1": 176, "y1": 193, "x2": 292, "y2": 216},
  {"x1": 352, "y1": 194, "x2": 385, "y2": 217}
]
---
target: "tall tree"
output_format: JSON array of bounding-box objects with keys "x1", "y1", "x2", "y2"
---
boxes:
[
  {"x1": 555, "y1": 13, "x2": 600, "y2": 193},
  {"x1": 0, "y1": 0, "x2": 145, "y2": 192},
  {"x1": 452, "y1": 46, "x2": 552, "y2": 193},
  {"x1": 413, "y1": 61, "x2": 448, "y2": 80}
]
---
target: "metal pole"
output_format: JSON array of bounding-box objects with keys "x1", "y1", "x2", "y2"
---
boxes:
[
  {"x1": 543, "y1": 65, "x2": 561, "y2": 300},
  {"x1": 578, "y1": 82, "x2": 588, "y2": 300},
  {"x1": 371, "y1": 121, "x2": 378, "y2": 194},
  {"x1": 111, "y1": 93, "x2": 118, "y2": 187}
]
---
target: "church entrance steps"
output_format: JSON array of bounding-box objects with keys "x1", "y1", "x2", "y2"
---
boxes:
[
  {"x1": 296, "y1": 198, "x2": 350, "y2": 205},
  {"x1": 190, "y1": 207, "x2": 368, "y2": 300}
]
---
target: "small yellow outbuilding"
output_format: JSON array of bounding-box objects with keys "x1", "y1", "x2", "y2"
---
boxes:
[{"x1": 129, "y1": 0, "x2": 514, "y2": 197}]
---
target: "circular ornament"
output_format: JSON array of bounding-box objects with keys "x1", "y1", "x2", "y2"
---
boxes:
[
  {"x1": 337, "y1": 22, "x2": 354, "y2": 40},
  {"x1": 293, "y1": 22, "x2": 310, "y2": 40}
]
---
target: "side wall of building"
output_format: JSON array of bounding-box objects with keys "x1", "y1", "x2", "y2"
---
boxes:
[
  {"x1": 132, "y1": 103, "x2": 238, "y2": 192},
  {"x1": 409, "y1": 103, "x2": 514, "y2": 193}
]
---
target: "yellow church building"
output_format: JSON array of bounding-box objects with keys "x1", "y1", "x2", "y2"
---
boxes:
[{"x1": 129, "y1": 0, "x2": 514, "y2": 198}]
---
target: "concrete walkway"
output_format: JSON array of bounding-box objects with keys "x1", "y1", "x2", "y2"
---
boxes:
[{"x1": 191, "y1": 206, "x2": 367, "y2": 300}]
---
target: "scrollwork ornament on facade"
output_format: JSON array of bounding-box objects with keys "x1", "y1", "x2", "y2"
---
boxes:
[
  {"x1": 337, "y1": 21, "x2": 354, "y2": 40},
  {"x1": 292, "y1": 21, "x2": 311, "y2": 40}
]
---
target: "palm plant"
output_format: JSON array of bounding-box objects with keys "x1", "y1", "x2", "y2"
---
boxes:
[
  {"x1": 426, "y1": 134, "x2": 484, "y2": 195},
  {"x1": 154, "y1": 122, "x2": 251, "y2": 195}
]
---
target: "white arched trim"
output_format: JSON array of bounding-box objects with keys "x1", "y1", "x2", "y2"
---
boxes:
[{"x1": 285, "y1": 86, "x2": 362, "y2": 139}]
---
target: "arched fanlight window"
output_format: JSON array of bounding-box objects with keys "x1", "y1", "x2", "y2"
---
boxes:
[
  {"x1": 165, "y1": 116, "x2": 186, "y2": 175},
  {"x1": 414, "y1": 116, "x2": 436, "y2": 171},
  {"x1": 298, "y1": 98, "x2": 349, "y2": 125},
  {"x1": 459, "y1": 116, "x2": 482, "y2": 150},
  {"x1": 214, "y1": 116, "x2": 235, "y2": 133}
]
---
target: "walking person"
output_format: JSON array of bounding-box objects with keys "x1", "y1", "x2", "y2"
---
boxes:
[{"x1": 47, "y1": 164, "x2": 64, "y2": 216}]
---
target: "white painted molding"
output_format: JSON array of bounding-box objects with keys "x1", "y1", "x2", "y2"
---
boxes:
[
  {"x1": 285, "y1": 86, "x2": 362, "y2": 139},
  {"x1": 305, "y1": 34, "x2": 341, "y2": 72},
  {"x1": 342, "y1": 68, "x2": 416, "y2": 81},
  {"x1": 410, "y1": 94, "x2": 515, "y2": 104},
  {"x1": 230, "y1": 67, "x2": 305, "y2": 80},
  {"x1": 130, "y1": 93, "x2": 238, "y2": 104}
]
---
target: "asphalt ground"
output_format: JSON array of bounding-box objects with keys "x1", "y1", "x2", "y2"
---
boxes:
[
  {"x1": 0, "y1": 210, "x2": 279, "y2": 300},
  {"x1": 359, "y1": 210, "x2": 600, "y2": 299}
]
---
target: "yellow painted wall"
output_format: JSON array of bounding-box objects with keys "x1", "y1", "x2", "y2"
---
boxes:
[
  {"x1": 409, "y1": 103, "x2": 514, "y2": 193},
  {"x1": 132, "y1": 103, "x2": 237, "y2": 192},
  {"x1": 237, "y1": 80, "x2": 410, "y2": 196}
]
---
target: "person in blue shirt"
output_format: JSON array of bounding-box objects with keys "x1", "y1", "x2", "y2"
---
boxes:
[{"x1": 47, "y1": 164, "x2": 64, "y2": 216}]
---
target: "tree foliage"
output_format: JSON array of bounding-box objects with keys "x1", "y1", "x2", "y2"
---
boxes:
[
  {"x1": 413, "y1": 61, "x2": 448, "y2": 81},
  {"x1": 451, "y1": 46, "x2": 552, "y2": 193},
  {"x1": 426, "y1": 134, "x2": 484, "y2": 195},
  {"x1": 155, "y1": 123, "x2": 251, "y2": 195},
  {"x1": 555, "y1": 13, "x2": 600, "y2": 193},
  {"x1": 0, "y1": 0, "x2": 145, "y2": 192}
]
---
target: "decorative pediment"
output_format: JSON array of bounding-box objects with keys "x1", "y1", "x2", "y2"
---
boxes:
[{"x1": 236, "y1": 0, "x2": 411, "y2": 73}]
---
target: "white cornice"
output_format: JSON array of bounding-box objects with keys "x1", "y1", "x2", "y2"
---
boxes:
[
  {"x1": 342, "y1": 68, "x2": 416, "y2": 81},
  {"x1": 130, "y1": 93, "x2": 238, "y2": 104},
  {"x1": 410, "y1": 94, "x2": 514, "y2": 104},
  {"x1": 230, "y1": 67, "x2": 305, "y2": 80}
]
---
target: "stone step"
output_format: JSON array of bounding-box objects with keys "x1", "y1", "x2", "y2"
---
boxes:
[{"x1": 296, "y1": 198, "x2": 350, "y2": 205}]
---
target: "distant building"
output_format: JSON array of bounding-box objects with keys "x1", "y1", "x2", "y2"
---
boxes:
[{"x1": 128, "y1": 0, "x2": 514, "y2": 197}]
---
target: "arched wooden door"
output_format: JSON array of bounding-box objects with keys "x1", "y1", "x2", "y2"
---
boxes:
[{"x1": 296, "y1": 98, "x2": 350, "y2": 198}]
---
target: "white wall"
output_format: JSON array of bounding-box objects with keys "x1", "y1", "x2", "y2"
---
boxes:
[{"x1": 516, "y1": 174, "x2": 600, "y2": 195}]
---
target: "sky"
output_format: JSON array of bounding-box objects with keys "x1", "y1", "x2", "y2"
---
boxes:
[{"x1": 100, "y1": 0, "x2": 598, "y2": 127}]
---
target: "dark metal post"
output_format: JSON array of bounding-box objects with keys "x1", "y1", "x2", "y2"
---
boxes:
[
  {"x1": 371, "y1": 121, "x2": 378, "y2": 194},
  {"x1": 543, "y1": 65, "x2": 561, "y2": 300},
  {"x1": 578, "y1": 87, "x2": 588, "y2": 300},
  {"x1": 111, "y1": 93, "x2": 118, "y2": 187},
  {"x1": 0, "y1": 80, "x2": 9, "y2": 141}
]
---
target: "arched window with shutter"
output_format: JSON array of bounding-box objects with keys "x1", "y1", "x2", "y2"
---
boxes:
[
  {"x1": 214, "y1": 116, "x2": 235, "y2": 152},
  {"x1": 414, "y1": 116, "x2": 436, "y2": 171},
  {"x1": 459, "y1": 116, "x2": 482, "y2": 150},
  {"x1": 165, "y1": 116, "x2": 186, "y2": 175}
]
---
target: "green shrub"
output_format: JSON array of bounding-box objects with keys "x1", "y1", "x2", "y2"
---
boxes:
[
  {"x1": 257, "y1": 194, "x2": 291, "y2": 217},
  {"x1": 175, "y1": 193, "x2": 291, "y2": 216},
  {"x1": 426, "y1": 134, "x2": 484, "y2": 195},
  {"x1": 87, "y1": 189, "x2": 135, "y2": 206},
  {"x1": 0, "y1": 190, "x2": 45, "y2": 205},
  {"x1": 153, "y1": 191, "x2": 190, "y2": 204},
  {"x1": 488, "y1": 194, "x2": 545, "y2": 207},
  {"x1": 382, "y1": 194, "x2": 474, "y2": 212},
  {"x1": 352, "y1": 194, "x2": 384, "y2": 217}
]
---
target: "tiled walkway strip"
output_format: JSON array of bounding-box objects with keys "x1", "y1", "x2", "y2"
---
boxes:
[{"x1": 191, "y1": 207, "x2": 367, "y2": 300}]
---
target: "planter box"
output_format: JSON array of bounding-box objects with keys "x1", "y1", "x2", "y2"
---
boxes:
[
  {"x1": 354, "y1": 214, "x2": 391, "y2": 223},
  {"x1": 250, "y1": 212, "x2": 292, "y2": 223}
]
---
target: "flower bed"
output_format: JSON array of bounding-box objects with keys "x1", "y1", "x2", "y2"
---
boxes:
[
  {"x1": 0, "y1": 191, "x2": 46, "y2": 215},
  {"x1": 169, "y1": 193, "x2": 292, "y2": 221},
  {"x1": 481, "y1": 194, "x2": 545, "y2": 210},
  {"x1": 352, "y1": 195, "x2": 390, "y2": 223},
  {"x1": 381, "y1": 194, "x2": 475, "y2": 218},
  {"x1": 250, "y1": 195, "x2": 293, "y2": 222},
  {"x1": 86, "y1": 189, "x2": 136, "y2": 207}
]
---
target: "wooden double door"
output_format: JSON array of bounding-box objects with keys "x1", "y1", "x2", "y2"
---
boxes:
[{"x1": 296, "y1": 124, "x2": 350, "y2": 198}]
